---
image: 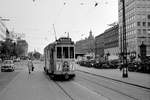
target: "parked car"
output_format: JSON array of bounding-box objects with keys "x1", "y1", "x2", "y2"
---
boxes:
[
  {"x1": 88, "y1": 60, "x2": 96, "y2": 67},
  {"x1": 13, "y1": 58, "x2": 20, "y2": 62},
  {"x1": 1, "y1": 60, "x2": 15, "y2": 72},
  {"x1": 136, "y1": 61, "x2": 150, "y2": 73},
  {"x1": 93, "y1": 61, "x2": 103, "y2": 69},
  {"x1": 128, "y1": 62, "x2": 138, "y2": 72},
  {"x1": 109, "y1": 60, "x2": 120, "y2": 69},
  {"x1": 79, "y1": 60, "x2": 94, "y2": 68},
  {"x1": 83, "y1": 60, "x2": 91, "y2": 67},
  {"x1": 101, "y1": 63, "x2": 110, "y2": 69}
]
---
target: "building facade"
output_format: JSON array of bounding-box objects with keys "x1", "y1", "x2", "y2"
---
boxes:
[
  {"x1": 118, "y1": 0, "x2": 150, "y2": 60},
  {"x1": 75, "y1": 30, "x2": 95, "y2": 56},
  {"x1": 0, "y1": 20, "x2": 6, "y2": 41},
  {"x1": 104, "y1": 24, "x2": 119, "y2": 60},
  {"x1": 95, "y1": 33, "x2": 105, "y2": 58}
]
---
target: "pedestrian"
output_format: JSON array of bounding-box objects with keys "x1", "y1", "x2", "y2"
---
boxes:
[{"x1": 27, "y1": 58, "x2": 33, "y2": 74}]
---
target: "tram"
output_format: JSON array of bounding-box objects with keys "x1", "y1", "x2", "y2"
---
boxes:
[{"x1": 44, "y1": 37, "x2": 76, "y2": 80}]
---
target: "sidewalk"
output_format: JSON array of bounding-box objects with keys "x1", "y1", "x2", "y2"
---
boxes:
[{"x1": 76, "y1": 64, "x2": 150, "y2": 89}]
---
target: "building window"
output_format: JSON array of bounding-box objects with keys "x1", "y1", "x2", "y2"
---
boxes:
[
  {"x1": 143, "y1": 29, "x2": 146, "y2": 34},
  {"x1": 148, "y1": 29, "x2": 150, "y2": 34},
  {"x1": 137, "y1": 29, "x2": 141, "y2": 34},
  {"x1": 137, "y1": 22, "x2": 141, "y2": 26},
  {"x1": 148, "y1": 15, "x2": 150, "y2": 19},
  {"x1": 148, "y1": 22, "x2": 150, "y2": 27},
  {"x1": 143, "y1": 22, "x2": 146, "y2": 27}
]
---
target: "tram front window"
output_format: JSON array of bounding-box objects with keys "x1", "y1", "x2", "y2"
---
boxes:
[
  {"x1": 57, "y1": 47, "x2": 62, "y2": 58},
  {"x1": 63, "y1": 47, "x2": 69, "y2": 58},
  {"x1": 70, "y1": 47, "x2": 74, "y2": 58}
]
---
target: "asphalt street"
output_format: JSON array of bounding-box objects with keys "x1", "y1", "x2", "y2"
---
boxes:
[
  {"x1": 0, "y1": 60, "x2": 150, "y2": 100},
  {"x1": 0, "y1": 72, "x2": 19, "y2": 92}
]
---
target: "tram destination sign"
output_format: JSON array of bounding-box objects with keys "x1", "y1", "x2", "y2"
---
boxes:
[{"x1": 56, "y1": 37, "x2": 74, "y2": 45}]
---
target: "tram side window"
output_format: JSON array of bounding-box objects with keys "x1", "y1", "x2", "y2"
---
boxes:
[
  {"x1": 63, "y1": 47, "x2": 69, "y2": 58},
  {"x1": 57, "y1": 47, "x2": 62, "y2": 58},
  {"x1": 70, "y1": 47, "x2": 74, "y2": 58}
]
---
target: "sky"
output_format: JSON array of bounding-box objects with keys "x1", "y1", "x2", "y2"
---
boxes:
[{"x1": 0, "y1": 0, "x2": 118, "y2": 54}]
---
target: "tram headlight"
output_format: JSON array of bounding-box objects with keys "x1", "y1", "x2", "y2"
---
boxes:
[{"x1": 63, "y1": 61, "x2": 69, "y2": 67}]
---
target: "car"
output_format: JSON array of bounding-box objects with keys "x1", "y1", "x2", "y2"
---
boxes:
[
  {"x1": 101, "y1": 63, "x2": 110, "y2": 69},
  {"x1": 1, "y1": 60, "x2": 15, "y2": 72},
  {"x1": 13, "y1": 58, "x2": 20, "y2": 62},
  {"x1": 93, "y1": 61, "x2": 103, "y2": 69},
  {"x1": 89, "y1": 60, "x2": 96, "y2": 67},
  {"x1": 127, "y1": 62, "x2": 138, "y2": 72}
]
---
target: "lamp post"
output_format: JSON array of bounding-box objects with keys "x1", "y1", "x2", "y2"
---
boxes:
[{"x1": 120, "y1": 0, "x2": 128, "y2": 78}]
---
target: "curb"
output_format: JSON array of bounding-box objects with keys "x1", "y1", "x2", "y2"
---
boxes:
[{"x1": 77, "y1": 70, "x2": 150, "y2": 90}]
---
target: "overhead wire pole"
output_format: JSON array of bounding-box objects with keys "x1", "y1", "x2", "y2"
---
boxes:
[
  {"x1": 53, "y1": 24, "x2": 57, "y2": 40},
  {"x1": 120, "y1": 0, "x2": 128, "y2": 78}
]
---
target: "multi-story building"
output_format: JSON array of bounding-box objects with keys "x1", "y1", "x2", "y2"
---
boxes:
[
  {"x1": 118, "y1": 0, "x2": 150, "y2": 60},
  {"x1": 95, "y1": 33, "x2": 105, "y2": 59},
  {"x1": 16, "y1": 39, "x2": 28, "y2": 57},
  {"x1": 75, "y1": 30, "x2": 95, "y2": 56},
  {"x1": 0, "y1": 20, "x2": 6, "y2": 41},
  {"x1": 104, "y1": 24, "x2": 119, "y2": 60}
]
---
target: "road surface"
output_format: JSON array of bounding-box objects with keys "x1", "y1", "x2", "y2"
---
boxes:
[{"x1": 0, "y1": 60, "x2": 149, "y2": 100}]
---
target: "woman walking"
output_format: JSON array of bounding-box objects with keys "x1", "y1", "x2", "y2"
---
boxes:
[{"x1": 28, "y1": 59, "x2": 33, "y2": 74}]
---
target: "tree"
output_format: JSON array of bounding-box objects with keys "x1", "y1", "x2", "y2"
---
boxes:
[
  {"x1": 28, "y1": 52, "x2": 34, "y2": 59},
  {"x1": 33, "y1": 52, "x2": 41, "y2": 60},
  {"x1": 16, "y1": 45, "x2": 25, "y2": 57},
  {"x1": 0, "y1": 39, "x2": 17, "y2": 60}
]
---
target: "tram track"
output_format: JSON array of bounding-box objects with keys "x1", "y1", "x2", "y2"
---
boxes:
[
  {"x1": 44, "y1": 72, "x2": 75, "y2": 100},
  {"x1": 53, "y1": 80, "x2": 109, "y2": 100},
  {"x1": 76, "y1": 70, "x2": 150, "y2": 100},
  {"x1": 50, "y1": 74, "x2": 139, "y2": 100},
  {"x1": 54, "y1": 81, "x2": 75, "y2": 100},
  {"x1": 77, "y1": 70, "x2": 150, "y2": 90},
  {"x1": 77, "y1": 75, "x2": 139, "y2": 100},
  {"x1": 43, "y1": 71, "x2": 150, "y2": 100},
  {"x1": 44, "y1": 72, "x2": 109, "y2": 100}
]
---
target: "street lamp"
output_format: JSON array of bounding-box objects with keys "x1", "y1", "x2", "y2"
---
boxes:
[{"x1": 120, "y1": 0, "x2": 128, "y2": 78}]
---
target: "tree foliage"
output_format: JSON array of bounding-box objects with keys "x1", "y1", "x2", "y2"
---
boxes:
[
  {"x1": 0, "y1": 39, "x2": 16, "y2": 59},
  {"x1": 28, "y1": 51, "x2": 41, "y2": 60},
  {"x1": 33, "y1": 52, "x2": 41, "y2": 60},
  {"x1": 16, "y1": 44, "x2": 25, "y2": 57}
]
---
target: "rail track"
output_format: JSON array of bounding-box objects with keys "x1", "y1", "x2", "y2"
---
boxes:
[
  {"x1": 77, "y1": 70, "x2": 150, "y2": 90},
  {"x1": 44, "y1": 72, "x2": 75, "y2": 100},
  {"x1": 76, "y1": 70, "x2": 150, "y2": 100},
  {"x1": 54, "y1": 81, "x2": 74, "y2": 100},
  {"x1": 78, "y1": 75, "x2": 139, "y2": 100},
  {"x1": 44, "y1": 71, "x2": 150, "y2": 100}
]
